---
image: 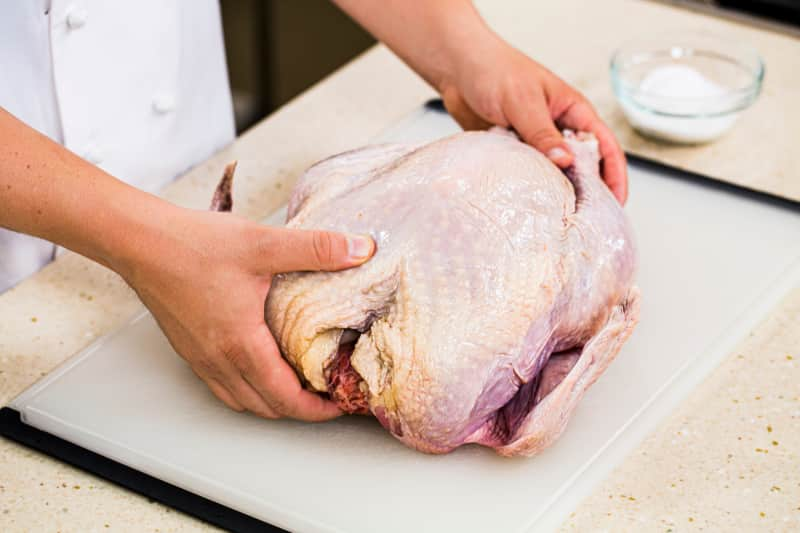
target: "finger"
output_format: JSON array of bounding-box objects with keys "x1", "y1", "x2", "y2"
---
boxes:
[
  {"x1": 241, "y1": 327, "x2": 343, "y2": 422},
  {"x1": 504, "y1": 91, "x2": 574, "y2": 168},
  {"x1": 593, "y1": 122, "x2": 628, "y2": 204},
  {"x1": 257, "y1": 227, "x2": 375, "y2": 274},
  {"x1": 189, "y1": 363, "x2": 245, "y2": 412},
  {"x1": 442, "y1": 88, "x2": 494, "y2": 131},
  {"x1": 557, "y1": 101, "x2": 628, "y2": 204},
  {"x1": 204, "y1": 376, "x2": 245, "y2": 412},
  {"x1": 195, "y1": 349, "x2": 280, "y2": 418},
  {"x1": 213, "y1": 344, "x2": 284, "y2": 418},
  {"x1": 227, "y1": 377, "x2": 282, "y2": 420}
]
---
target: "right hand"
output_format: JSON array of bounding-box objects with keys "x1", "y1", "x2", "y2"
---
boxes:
[{"x1": 119, "y1": 208, "x2": 375, "y2": 421}]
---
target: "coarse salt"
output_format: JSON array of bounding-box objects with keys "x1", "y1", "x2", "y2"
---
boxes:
[{"x1": 620, "y1": 64, "x2": 739, "y2": 144}]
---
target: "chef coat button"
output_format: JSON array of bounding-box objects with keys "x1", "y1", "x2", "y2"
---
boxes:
[
  {"x1": 84, "y1": 144, "x2": 104, "y2": 165},
  {"x1": 152, "y1": 93, "x2": 176, "y2": 114},
  {"x1": 66, "y1": 6, "x2": 88, "y2": 30}
]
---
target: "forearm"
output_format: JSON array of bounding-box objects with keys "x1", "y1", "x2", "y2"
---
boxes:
[
  {"x1": 332, "y1": 0, "x2": 499, "y2": 92},
  {"x1": 0, "y1": 107, "x2": 179, "y2": 277}
]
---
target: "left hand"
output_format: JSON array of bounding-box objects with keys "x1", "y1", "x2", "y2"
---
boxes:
[
  {"x1": 439, "y1": 39, "x2": 628, "y2": 204},
  {"x1": 333, "y1": 0, "x2": 627, "y2": 203}
]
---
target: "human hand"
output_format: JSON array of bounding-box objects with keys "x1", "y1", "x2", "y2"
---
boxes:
[
  {"x1": 119, "y1": 208, "x2": 374, "y2": 421},
  {"x1": 439, "y1": 39, "x2": 628, "y2": 204},
  {"x1": 331, "y1": 0, "x2": 626, "y2": 202}
]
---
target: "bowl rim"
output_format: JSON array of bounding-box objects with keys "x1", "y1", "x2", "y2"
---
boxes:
[{"x1": 609, "y1": 32, "x2": 765, "y2": 116}]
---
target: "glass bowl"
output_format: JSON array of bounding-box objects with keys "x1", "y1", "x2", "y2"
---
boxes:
[{"x1": 610, "y1": 33, "x2": 764, "y2": 144}]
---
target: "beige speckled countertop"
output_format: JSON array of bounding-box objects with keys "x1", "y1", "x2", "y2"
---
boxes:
[{"x1": 1, "y1": 1, "x2": 798, "y2": 531}]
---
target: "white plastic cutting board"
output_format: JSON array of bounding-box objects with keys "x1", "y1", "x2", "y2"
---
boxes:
[{"x1": 11, "y1": 106, "x2": 800, "y2": 533}]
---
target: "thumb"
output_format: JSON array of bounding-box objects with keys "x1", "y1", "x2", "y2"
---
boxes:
[
  {"x1": 261, "y1": 227, "x2": 375, "y2": 273},
  {"x1": 506, "y1": 96, "x2": 574, "y2": 169}
]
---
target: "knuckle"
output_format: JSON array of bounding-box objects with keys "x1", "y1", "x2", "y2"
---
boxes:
[
  {"x1": 256, "y1": 231, "x2": 275, "y2": 257},
  {"x1": 311, "y1": 231, "x2": 335, "y2": 268},
  {"x1": 507, "y1": 75, "x2": 543, "y2": 105},
  {"x1": 268, "y1": 396, "x2": 293, "y2": 417},
  {"x1": 504, "y1": 77, "x2": 530, "y2": 101},
  {"x1": 262, "y1": 384, "x2": 299, "y2": 418},
  {"x1": 192, "y1": 358, "x2": 222, "y2": 381},
  {"x1": 221, "y1": 343, "x2": 251, "y2": 373},
  {"x1": 527, "y1": 128, "x2": 560, "y2": 148}
]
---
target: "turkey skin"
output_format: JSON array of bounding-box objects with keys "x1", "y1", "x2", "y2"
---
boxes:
[{"x1": 214, "y1": 129, "x2": 640, "y2": 456}]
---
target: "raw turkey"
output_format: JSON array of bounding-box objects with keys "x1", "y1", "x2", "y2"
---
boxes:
[{"x1": 213, "y1": 129, "x2": 640, "y2": 457}]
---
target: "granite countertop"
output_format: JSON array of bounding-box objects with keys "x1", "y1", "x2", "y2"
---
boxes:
[{"x1": 1, "y1": 0, "x2": 798, "y2": 531}]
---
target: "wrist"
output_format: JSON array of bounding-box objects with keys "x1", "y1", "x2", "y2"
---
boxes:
[
  {"x1": 97, "y1": 190, "x2": 188, "y2": 284},
  {"x1": 434, "y1": 14, "x2": 504, "y2": 95}
]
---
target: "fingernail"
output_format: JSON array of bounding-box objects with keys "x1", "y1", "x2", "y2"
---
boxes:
[
  {"x1": 347, "y1": 234, "x2": 374, "y2": 261},
  {"x1": 547, "y1": 147, "x2": 568, "y2": 161}
]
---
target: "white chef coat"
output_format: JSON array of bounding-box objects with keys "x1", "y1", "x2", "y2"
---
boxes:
[{"x1": 0, "y1": 0, "x2": 235, "y2": 292}]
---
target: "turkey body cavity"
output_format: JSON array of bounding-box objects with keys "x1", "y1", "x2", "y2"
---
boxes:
[{"x1": 328, "y1": 331, "x2": 370, "y2": 415}]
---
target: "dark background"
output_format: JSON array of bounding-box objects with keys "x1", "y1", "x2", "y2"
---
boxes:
[{"x1": 220, "y1": 0, "x2": 375, "y2": 133}]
